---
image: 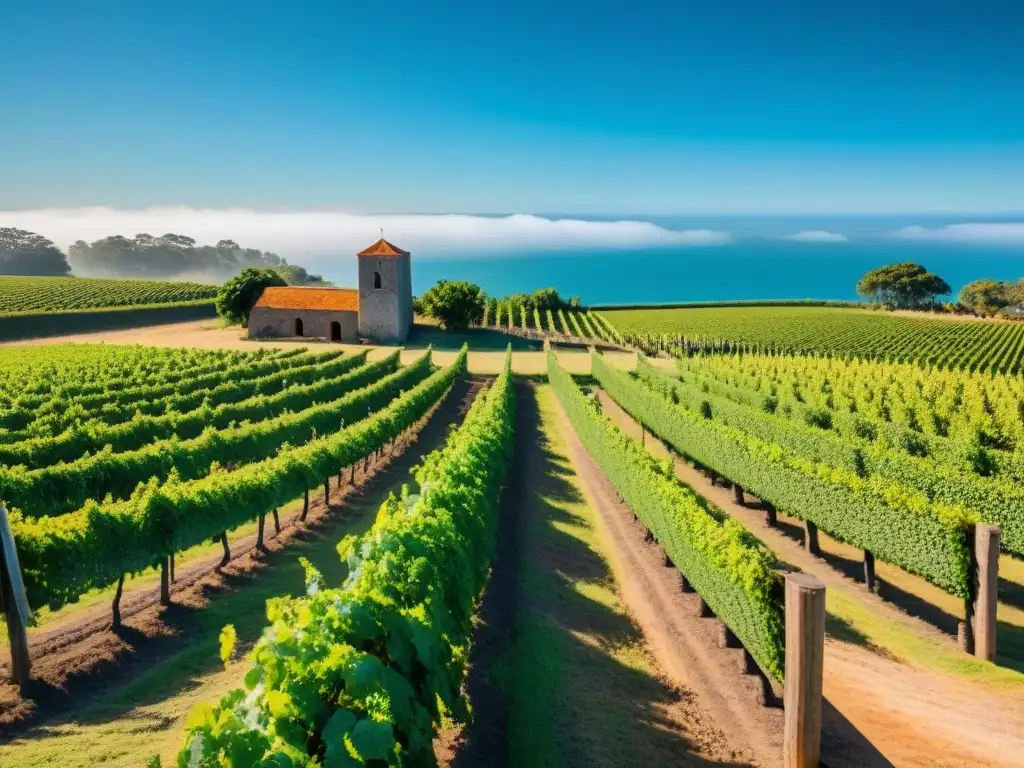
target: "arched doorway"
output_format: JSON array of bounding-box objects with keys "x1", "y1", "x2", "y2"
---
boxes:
[
  {"x1": 294, "y1": 317, "x2": 304, "y2": 337},
  {"x1": 330, "y1": 320, "x2": 342, "y2": 342}
]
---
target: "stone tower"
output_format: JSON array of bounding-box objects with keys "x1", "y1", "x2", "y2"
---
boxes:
[{"x1": 357, "y1": 238, "x2": 413, "y2": 343}]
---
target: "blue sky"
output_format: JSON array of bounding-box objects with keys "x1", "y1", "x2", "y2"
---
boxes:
[{"x1": 2, "y1": 0, "x2": 1023, "y2": 214}]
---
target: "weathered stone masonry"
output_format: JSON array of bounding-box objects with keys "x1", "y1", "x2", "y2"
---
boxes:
[{"x1": 248, "y1": 238, "x2": 413, "y2": 344}]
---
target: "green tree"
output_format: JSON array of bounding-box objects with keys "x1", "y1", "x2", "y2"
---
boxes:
[
  {"x1": 215, "y1": 267, "x2": 287, "y2": 326},
  {"x1": 531, "y1": 287, "x2": 563, "y2": 310},
  {"x1": 274, "y1": 264, "x2": 329, "y2": 286},
  {"x1": 959, "y1": 278, "x2": 1024, "y2": 316},
  {"x1": 856, "y1": 262, "x2": 951, "y2": 309},
  {"x1": 0, "y1": 227, "x2": 71, "y2": 276},
  {"x1": 419, "y1": 280, "x2": 486, "y2": 331},
  {"x1": 67, "y1": 233, "x2": 287, "y2": 279}
]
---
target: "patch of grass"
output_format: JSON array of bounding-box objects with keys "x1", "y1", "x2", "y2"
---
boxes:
[{"x1": 825, "y1": 591, "x2": 1024, "y2": 690}]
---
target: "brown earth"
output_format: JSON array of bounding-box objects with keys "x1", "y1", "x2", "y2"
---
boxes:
[
  {"x1": 0, "y1": 376, "x2": 486, "y2": 737},
  {"x1": 440, "y1": 383, "x2": 754, "y2": 768},
  {"x1": 595, "y1": 387, "x2": 1024, "y2": 768}
]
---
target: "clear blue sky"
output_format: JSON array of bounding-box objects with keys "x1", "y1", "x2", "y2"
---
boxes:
[{"x1": 2, "y1": 0, "x2": 1023, "y2": 213}]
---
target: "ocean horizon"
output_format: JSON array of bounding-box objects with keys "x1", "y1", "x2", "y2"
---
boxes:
[{"x1": 369, "y1": 214, "x2": 1024, "y2": 305}]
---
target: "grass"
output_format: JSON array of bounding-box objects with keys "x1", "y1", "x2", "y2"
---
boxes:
[
  {"x1": 496, "y1": 385, "x2": 722, "y2": 767},
  {"x1": 825, "y1": 591, "x2": 1024, "y2": 690}
]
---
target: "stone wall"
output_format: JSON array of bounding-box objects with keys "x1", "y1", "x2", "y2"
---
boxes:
[
  {"x1": 248, "y1": 307, "x2": 359, "y2": 342},
  {"x1": 358, "y1": 253, "x2": 411, "y2": 343}
]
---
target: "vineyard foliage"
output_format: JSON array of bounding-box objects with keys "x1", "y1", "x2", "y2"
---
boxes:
[
  {"x1": 0, "y1": 275, "x2": 218, "y2": 314},
  {"x1": 0, "y1": 341, "x2": 469, "y2": 612},
  {"x1": 1, "y1": 351, "x2": 435, "y2": 516},
  {"x1": 13, "y1": 347, "x2": 467, "y2": 612},
  {"x1": 592, "y1": 355, "x2": 977, "y2": 596},
  {"x1": 480, "y1": 305, "x2": 620, "y2": 343},
  {"x1": 601, "y1": 305, "x2": 1024, "y2": 373},
  {"x1": 0, "y1": 352, "x2": 377, "y2": 467},
  {"x1": 548, "y1": 351, "x2": 786, "y2": 680},
  {"x1": 639, "y1": 355, "x2": 1024, "y2": 556},
  {"x1": 179, "y1": 346, "x2": 514, "y2": 767}
]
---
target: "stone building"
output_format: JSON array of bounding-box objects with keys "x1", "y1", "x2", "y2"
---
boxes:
[{"x1": 248, "y1": 238, "x2": 413, "y2": 344}]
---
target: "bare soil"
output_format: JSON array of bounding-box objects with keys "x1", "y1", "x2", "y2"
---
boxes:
[
  {"x1": 596, "y1": 388, "x2": 1024, "y2": 768},
  {"x1": 0, "y1": 377, "x2": 486, "y2": 737},
  {"x1": 441, "y1": 383, "x2": 754, "y2": 767}
]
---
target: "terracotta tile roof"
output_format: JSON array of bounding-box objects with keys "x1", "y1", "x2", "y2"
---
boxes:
[
  {"x1": 357, "y1": 238, "x2": 409, "y2": 257},
  {"x1": 255, "y1": 286, "x2": 359, "y2": 312}
]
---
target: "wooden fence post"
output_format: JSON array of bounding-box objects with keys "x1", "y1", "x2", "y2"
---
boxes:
[
  {"x1": 0, "y1": 506, "x2": 31, "y2": 686},
  {"x1": 300, "y1": 489, "x2": 309, "y2": 522},
  {"x1": 784, "y1": 573, "x2": 826, "y2": 768},
  {"x1": 272, "y1": 508, "x2": 281, "y2": 535},
  {"x1": 324, "y1": 480, "x2": 330, "y2": 505},
  {"x1": 972, "y1": 524, "x2": 1000, "y2": 662}
]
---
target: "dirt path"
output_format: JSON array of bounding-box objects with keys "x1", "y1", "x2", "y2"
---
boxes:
[
  {"x1": 0, "y1": 319, "x2": 598, "y2": 374},
  {"x1": 440, "y1": 383, "x2": 751, "y2": 768},
  {"x1": 0, "y1": 377, "x2": 485, "y2": 739},
  {"x1": 595, "y1": 388, "x2": 1024, "y2": 768}
]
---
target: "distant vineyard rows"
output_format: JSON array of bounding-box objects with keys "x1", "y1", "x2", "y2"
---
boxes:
[
  {"x1": 601, "y1": 305, "x2": 1024, "y2": 373},
  {"x1": 0, "y1": 275, "x2": 218, "y2": 314}
]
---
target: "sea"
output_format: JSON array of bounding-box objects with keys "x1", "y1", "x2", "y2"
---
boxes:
[{"x1": 398, "y1": 214, "x2": 1023, "y2": 306}]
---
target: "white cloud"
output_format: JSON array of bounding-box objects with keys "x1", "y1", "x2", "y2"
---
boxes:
[
  {"x1": 781, "y1": 230, "x2": 849, "y2": 243},
  {"x1": 0, "y1": 207, "x2": 730, "y2": 258},
  {"x1": 891, "y1": 223, "x2": 1024, "y2": 245}
]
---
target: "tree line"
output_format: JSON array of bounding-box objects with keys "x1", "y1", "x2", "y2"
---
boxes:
[
  {"x1": 0, "y1": 226, "x2": 327, "y2": 285},
  {"x1": 414, "y1": 281, "x2": 582, "y2": 331},
  {"x1": 857, "y1": 262, "x2": 1023, "y2": 318}
]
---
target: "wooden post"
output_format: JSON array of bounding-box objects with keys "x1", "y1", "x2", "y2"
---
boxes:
[
  {"x1": 804, "y1": 520, "x2": 820, "y2": 555},
  {"x1": 971, "y1": 524, "x2": 1000, "y2": 662},
  {"x1": 696, "y1": 595, "x2": 712, "y2": 618},
  {"x1": 863, "y1": 551, "x2": 876, "y2": 592},
  {"x1": 0, "y1": 509, "x2": 31, "y2": 685},
  {"x1": 733, "y1": 483, "x2": 745, "y2": 506},
  {"x1": 160, "y1": 558, "x2": 171, "y2": 605},
  {"x1": 272, "y1": 507, "x2": 281, "y2": 534},
  {"x1": 783, "y1": 573, "x2": 826, "y2": 768},
  {"x1": 111, "y1": 573, "x2": 125, "y2": 628},
  {"x1": 337, "y1": 470, "x2": 342, "y2": 489},
  {"x1": 169, "y1": 552, "x2": 176, "y2": 582},
  {"x1": 324, "y1": 480, "x2": 330, "y2": 506},
  {"x1": 351, "y1": 465, "x2": 356, "y2": 483},
  {"x1": 765, "y1": 503, "x2": 778, "y2": 527},
  {"x1": 300, "y1": 489, "x2": 309, "y2": 522}
]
